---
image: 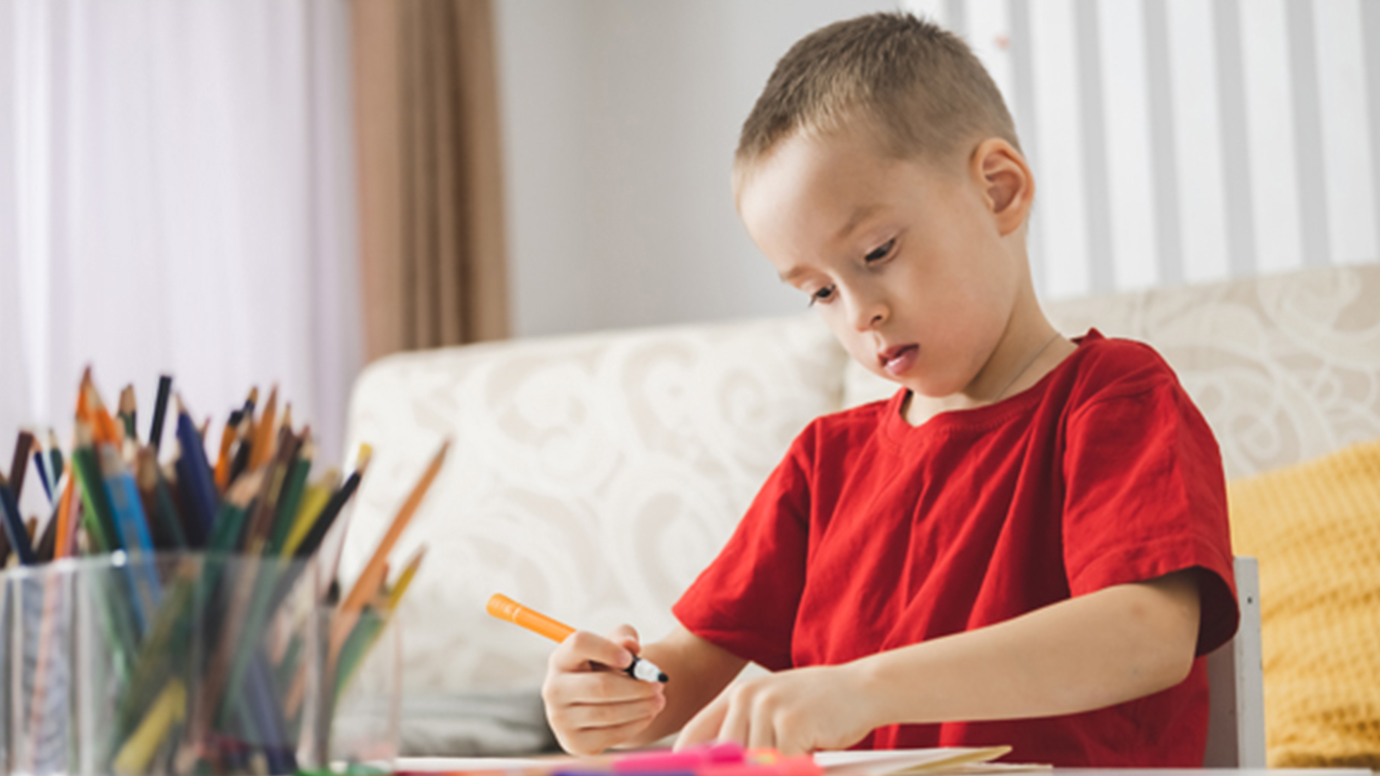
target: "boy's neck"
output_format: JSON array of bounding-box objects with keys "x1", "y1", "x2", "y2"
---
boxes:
[{"x1": 902, "y1": 291, "x2": 1076, "y2": 427}]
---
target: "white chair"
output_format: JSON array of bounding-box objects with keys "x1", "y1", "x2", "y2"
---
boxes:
[{"x1": 1203, "y1": 556, "x2": 1267, "y2": 766}]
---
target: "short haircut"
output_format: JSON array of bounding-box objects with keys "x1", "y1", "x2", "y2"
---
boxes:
[{"x1": 735, "y1": 12, "x2": 1019, "y2": 179}]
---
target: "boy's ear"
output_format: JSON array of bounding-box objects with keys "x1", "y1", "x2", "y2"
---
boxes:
[{"x1": 971, "y1": 138, "x2": 1033, "y2": 236}]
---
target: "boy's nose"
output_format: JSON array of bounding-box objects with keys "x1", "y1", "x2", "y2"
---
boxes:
[{"x1": 849, "y1": 293, "x2": 888, "y2": 331}]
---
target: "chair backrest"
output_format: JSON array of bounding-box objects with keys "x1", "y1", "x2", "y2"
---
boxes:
[{"x1": 1204, "y1": 556, "x2": 1267, "y2": 766}]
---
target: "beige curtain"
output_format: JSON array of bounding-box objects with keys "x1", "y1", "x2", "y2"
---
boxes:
[{"x1": 353, "y1": 0, "x2": 508, "y2": 362}]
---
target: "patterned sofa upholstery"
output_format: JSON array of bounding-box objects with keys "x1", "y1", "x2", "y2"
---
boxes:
[{"x1": 341, "y1": 263, "x2": 1380, "y2": 699}]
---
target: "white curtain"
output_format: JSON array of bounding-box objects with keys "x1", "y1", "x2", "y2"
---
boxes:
[{"x1": 0, "y1": 0, "x2": 361, "y2": 466}]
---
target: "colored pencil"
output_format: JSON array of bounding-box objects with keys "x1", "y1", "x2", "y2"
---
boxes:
[
  {"x1": 0, "y1": 366, "x2": 434, "y2": 774},
  {"x1": 34, "y1": 506, "x2": 57, "y2": 562},
  {"x1": 331, "y1": 441, "x2": 448, "y2": 659},
  {"x1": 119, "y1": 384, "x2": 138, "y2": 443},
  {"x1": 53, "y1": 473, "x2": 77, "y2": 560},
  {"x1": 47, "y1": 429, "x2": 64, "y2": 484},
  {"x1": 290, "y1": 452, "x2": 369, "y2": 562},
  {"x1": 149, "y1": 375, "x2": 173, "y2": 453},
  {"x1": 248, "y1": 386, "x2": 278, "y2": 472},
  {"x1": 0, "y1": 471, "x2": 35, "y2": 563},
  {"x1": 83, "y1": 370, "x2": 123, "y2": 447},
  {"x1": 100, "y1": 446, "x2": 163, "y2": 627},
  {"x1": 173, "y1": 396, "x2": 219, "y2": 542},
  {"x1": 214, "y1": 410, "x2": 242, "y2": 492},
  {"x1": 387, "y1": 545, "x2": 426, "y2": 612},
  {"x1": 228, "y1": 413, "x2": 254, "y2": 488},
  {"x1": 280, "y1": 475, "x2": 333, "y2": 558},
  {"x1": 32, "y1": 440, "x2": 53, "y2": 503},
  {"x1": 267, "y1": 436, "x2": 311, "y2": 556},
  {"x1": 135, "y1": 448, "x2": 186, "y2": 550},
  {"x1": 72, "y1": 422, "x2": 119, "y2": 554},
  {"x1": 10, "y1": 429, "x2": 34, "y2": 502}
]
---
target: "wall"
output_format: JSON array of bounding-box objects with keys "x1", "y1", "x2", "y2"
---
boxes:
[{"x1": 495, "y1": 0, "x2": 894, "y2": 338}]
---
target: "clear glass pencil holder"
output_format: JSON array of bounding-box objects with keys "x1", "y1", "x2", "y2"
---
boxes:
[{"x1": 0, "y1": 552, "x2": 400, "y2": 776}]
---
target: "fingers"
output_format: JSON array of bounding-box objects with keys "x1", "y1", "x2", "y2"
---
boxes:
[
  {"x1": 545, "y1": 685, "x2": 665, "y2": 756},
  {"x1": 543, "y1": 624, "x2": 660, "y2": 755},
  {"x1": 718, "y1": 687, "x2": 749, "y2": 747},
  {"x1": 560, "y1": 718, "x2": 662, "y2": 757},
  {"x1": 544, "y1": 669, "x2": 662, "y2": 706},
  {"x1": 549, "y1": 629, "x2": 635, "y2": 674},
  {"x1": 609, "y1": 623, "x2": 642, "y2": 659},
  {"x1": 677, "y1": 679, "x2": 801, "y2": 754},
  {"x1": 749, "y1": 698, "x2": 778, "y2": 751},
  {"x1": 552, "y1": 692, "x2": 665, "y2": 730},
  {"x1": 675, "y1": 694, "x2": 728, "y2": 750}
]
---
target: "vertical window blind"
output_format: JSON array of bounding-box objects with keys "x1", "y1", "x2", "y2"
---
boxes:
[{"x1": 905, "y1": 0, "x2": 1379, "y2": 299}]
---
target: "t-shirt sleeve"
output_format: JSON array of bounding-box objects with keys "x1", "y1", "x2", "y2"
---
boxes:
[
  {"x1": 1062, "y1": 378, "x2": 1239, "y2": 656},
  {"x1": 671, "y1": 435, "x2": 813, "y2": 672}
]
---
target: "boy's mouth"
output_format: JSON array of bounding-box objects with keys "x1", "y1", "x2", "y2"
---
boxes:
[{"x1": 878, "y1": 344, "x2": 918, "y2": 376}]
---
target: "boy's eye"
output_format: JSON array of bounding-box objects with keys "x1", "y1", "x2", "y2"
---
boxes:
[
  {"x1": 808, "y1": 285, "x2": 836, "y2": 306},
  {"x1": 865, "y1": 239, "x2": 895, "y2": 263}
]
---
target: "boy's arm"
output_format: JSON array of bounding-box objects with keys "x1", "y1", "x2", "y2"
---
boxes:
[
  {"x1": 677, "y1": 569, "x2": 1201, "y2": 754},
  {"x1": 542, "y1": 622, "x2": 746, "y2": 755}
]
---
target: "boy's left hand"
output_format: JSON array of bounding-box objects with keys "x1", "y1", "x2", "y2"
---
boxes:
[{"x1": 674, "y1": 663, "x2": 876, "y2": 755}]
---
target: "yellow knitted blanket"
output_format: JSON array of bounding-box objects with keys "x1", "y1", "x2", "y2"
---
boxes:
[{"x1": 1228, "y1": 437, "x2": 1380, "y2": 769}]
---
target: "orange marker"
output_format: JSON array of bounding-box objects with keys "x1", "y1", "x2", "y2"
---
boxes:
[{"x1": 486, "y1": 593, "x2": 668, "y2": 683}]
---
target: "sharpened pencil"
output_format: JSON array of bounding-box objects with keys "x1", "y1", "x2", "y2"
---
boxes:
[
  {"x1": 83, "y1": 369, "x2": 123, "y2": 447},
  {"x1": 173, "y1": 396, "x2": 219, "y2": 543},
  {"x1": 281, "y1": 474, "x2": 334, "y2": 558},
  {"x1": 332, "y1": 441, "x2": 448, "y2": 660},
  {"x1": 135, "y1": 448, "x2": 186, "y2": 550},
  {"x1": 229, "y1": 412, "x2": 254, "y2": 487},
  {"x1": 32, "y1": 439, "x2": 53, "y2": 503},
  {"x1": 387, "y1": 545, "x2": 426, "y2": 612},
  {"x1": 0, "y1": 471, "x2": 36, "y2": 564},
  {"x1": 118, "y1": 384, "x2": 138, "y2": 443},
  {"x1": 10, "y1": 429, "x2": 34, "y2": 502},
  {"x1": 249, "y1": 386, "x2": 278, "y2": 471},
  {"x1": 149, "y1": 375, "x2": 173, "y2": 453},
  {"x1": 54, "y1": 474, "x2": 77, "y2": 559},
  {"x1": 72, "y1": 421, "x2": 119, "y2": 553},
  {"x1": 214, "y1": 410, "x2": 242, "y2": 493},
  {"x1": 46, "y1": 428, "x2": 63, "y2": 486},
  {"x1": 291, "y1": 452, "x2": 370, "y2": 561}
]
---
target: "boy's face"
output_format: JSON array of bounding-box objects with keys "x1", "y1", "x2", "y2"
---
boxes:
[{"x1": 737, "y1": 128, "x2": 1029, "y2": 401}]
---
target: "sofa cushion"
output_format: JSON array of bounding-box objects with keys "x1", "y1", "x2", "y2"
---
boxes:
[
  {"x1": 341, "y1": 314, "x2": 847, "y2": 692},
  {"x1": 1227, "y1": 437, "x2": 1380, "y2": 769}
]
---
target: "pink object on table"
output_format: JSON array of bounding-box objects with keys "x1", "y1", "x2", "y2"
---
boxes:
[{"x1": 613, "y1": 743, "x2": 746, "y2": 773}]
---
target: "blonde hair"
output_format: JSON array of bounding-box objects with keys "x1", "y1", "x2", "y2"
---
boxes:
[{"x1": 735, "y1": 12, "x2": 1019, "y2": 179}]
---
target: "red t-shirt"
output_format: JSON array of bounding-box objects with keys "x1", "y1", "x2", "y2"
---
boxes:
[{"x1": 672, "y1": 331, "x2": 1238, "y2": 767}]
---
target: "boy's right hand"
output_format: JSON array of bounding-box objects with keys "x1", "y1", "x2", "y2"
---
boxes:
[{"x1": 541, "y1": 624, "x2": 667, "y2": 755}]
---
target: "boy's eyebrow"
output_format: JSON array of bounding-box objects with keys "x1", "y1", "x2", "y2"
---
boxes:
[
  {"x1": 776, "y1": 204, "x2": 888, "y2": 282},
  {"x1": 835, "y1": 203, "x2": 884, "y2": 242}
]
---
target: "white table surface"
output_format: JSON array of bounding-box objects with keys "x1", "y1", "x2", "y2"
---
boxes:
[{"x1": 396, "y1": 758, "x2": 1374, "y2": 776}]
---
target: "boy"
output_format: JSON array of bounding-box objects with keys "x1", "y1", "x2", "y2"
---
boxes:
[{"x1": 541, "y1": 12, "x2": 1237, "y2": 767}]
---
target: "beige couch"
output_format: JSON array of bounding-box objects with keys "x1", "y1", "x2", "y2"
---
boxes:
[{"x1": 340, "y1": 263, "x2": 1380, "y2": 752}]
